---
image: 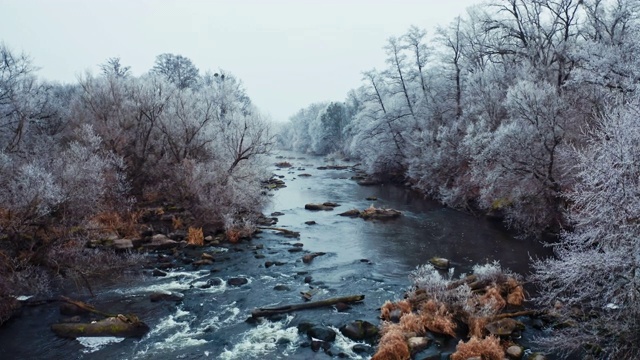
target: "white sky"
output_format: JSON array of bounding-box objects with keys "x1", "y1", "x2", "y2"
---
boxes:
[{"x1": 0, "y1": 0, "x2": 480, "y2": 121}]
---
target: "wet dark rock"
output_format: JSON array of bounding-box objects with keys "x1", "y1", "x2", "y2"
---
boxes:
[
  {"x1": 270, "y1": 212, "x2": 285, "y2": 216},
  {"x1": 352, "y1": 343, "x2": 374, "y2": 355},
  {"x1": 360, "y1": 259, "x2": 371, "y2": 263},
  {"x1": 334, "y1": 302, "x2": 351, "y2": 312},
  {"x1": 254, "y1": 254, "x2": 266, "y2": 259},
  {"x1": 265, "y1": 261, "x2": 274, "y2": 268},
  {"x1": 168, "y1": 230, "x2": 186, "y2": 241},
  {"x1": 305, "y1": 203, "x2": 335, "y2": 211},
  {"x1": 323, "y1": 202, "x2": 339, "y2": 207},
  {"x1": 273, "y1": 285, "x2": 290, "y2": 291},
  {"x1": 227, "y1": 277, "x2": 249, "y2": 286},
  {"x1": 149, "y1": 292, "x2": 184, "y2": 302},
  {"x1": 152, "y1": 269, "x2": 168, "y2": 277},
  {"x1": 304, "y1": 221, "x2": 317, "y2": 225},
  {"x1": 288, "y1": 247, "x2": 303, "y2": 253},
  {"x1": 339, "y1": 209, "x2": 361, "y2": 217},
  {"x1": 302, "y1": 252, "x2": 326, "y2": 264},
  {"x1": 292, "y1": 242, "x2": 304, "y2": 247},
  {"x1": 429, "y1": 257, "x2": 450, "y2": 270},
  {"x1": 298, "y1": 173, "x2": 312, "y2": 177},
  {"x1": 339, "y1": 320, "x2": 378, "y2": 341},
  {"x1": 304, "y1": 276, "x2": 313, "y2": 283},
  {"x1": 365, "y1": 196, "x2": 378, "y2": 201},
  {"x1": 307, "y1": 325, "x2": 337, "y2": 342},
  {"x1": 316, "y1": 166, "x2": 328, "y2": 170},
  {"x1": 310, "y1": 340, "x2": 331, "y2": 352}
]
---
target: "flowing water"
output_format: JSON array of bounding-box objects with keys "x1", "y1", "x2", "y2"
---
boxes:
[{"x1": 0, "y1": 152, "x2": 555, "y2": 359}]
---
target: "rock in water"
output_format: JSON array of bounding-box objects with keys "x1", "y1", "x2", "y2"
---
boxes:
[
  {"x1": 339, "y1": 320, "x2": 378, "y2": 341},
  {"x1": 227, "y1": 277, "x2": 249, "y2": 286}
]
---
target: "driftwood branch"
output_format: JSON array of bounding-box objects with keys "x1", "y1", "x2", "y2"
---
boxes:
[{"x1": 252, "y1": 295, "x2": 365, "y2": 318}]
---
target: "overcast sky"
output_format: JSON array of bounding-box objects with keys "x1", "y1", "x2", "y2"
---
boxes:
[{"x1": 1, "y1": 0, "x2": 480, "y2": 121}]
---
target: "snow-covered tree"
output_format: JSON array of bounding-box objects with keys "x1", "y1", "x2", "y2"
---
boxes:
[{"x1": 532, "y1": 97, "x2": 640, "y2": 358}]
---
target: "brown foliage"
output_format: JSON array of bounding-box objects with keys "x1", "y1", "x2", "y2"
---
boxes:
[
  {"x1": 451, "y1": 336, "x2": 504, "y2": 360},
  {"x1": 372, "y1": 326, "x2": 411, "y2": 360},
  {"x1": 225, "y1": 228, "x2": 241, "y2": 244},
  {"x1": 187, "y1": 227, "x2": 204, "y2": 246},
  {"x1": 468, "y1": 316, "x2": 489, "y2": 338},
  {"x1": 419, "y1": 300, "x2": 457, "y2": 337},
  {"x1": 399, "y1": 312, "x2": 426, "y2": 334},
  {"x1": 504, "y1": 278, "x2": 525, "y2": 306},
  {"x1": 172, "y1": 216, "x2": 184, "y2": 230},
  {"x1": 479, "y1": 287, "x2": 506, "y2": 312}
]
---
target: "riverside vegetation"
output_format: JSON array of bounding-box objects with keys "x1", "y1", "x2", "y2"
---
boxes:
[{"x1": 2, "y1": 0, "x2": 640, "y2": 358}]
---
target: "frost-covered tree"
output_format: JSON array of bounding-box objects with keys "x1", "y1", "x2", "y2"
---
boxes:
[
  {"x1": 532, "y1": 97, "x2": 640, "y2": 359},
  {"x1": 309, "y1": 102, "x2": 348, "y2": 155},
  {"x1": 152, "y1": 53, "x2": 200, "y2": 90}
]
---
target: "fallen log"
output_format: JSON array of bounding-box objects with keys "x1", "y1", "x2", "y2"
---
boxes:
[
  {"x1": 51, "y1": 315, "x2": 150, "y2": 338},
  {"x1": 252, "y1": 295, "x2": 365, "y2": 318}
]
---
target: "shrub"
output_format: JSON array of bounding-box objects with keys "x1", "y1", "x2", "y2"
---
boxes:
[{"x1": 451, "y1": 336, "x2": 504, "y2": 360}]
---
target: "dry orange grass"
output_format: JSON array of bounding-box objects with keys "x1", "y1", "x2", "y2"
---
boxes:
[
  {"x1": 504, "y1": 278, "x2": 525, "y2": 306},
  {"x1": 419, "y1": 300, "x2": 456, "y2": 337},
  {"x1": 451, "y1": 336, "x2": 504, "y2": 360},
  {"x1": 187, "y1": 227, "x2": 204, "y2": 246},
  {"x1": 467, "y1": 316, "x2": 489, "y2": 338},
  {"x1": 479, "y1": 287, "x2": 506, "y2": 311},
  {"x1": 399, "y1": 312, "x2": 426, "y2": 334},
  {"x1": 225, "y1": 228, "x2": 241, "y2": 244},
  {"x1": 172, "y1": 216, "x2": 184, "y2": 230},
  {"x1": 372, "y1": 326, "x2": 411, "y2": 360}
]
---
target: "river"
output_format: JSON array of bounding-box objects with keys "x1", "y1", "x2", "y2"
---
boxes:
[{"x1": 0, "y1": 152, "x2": 556, "y2": 359}]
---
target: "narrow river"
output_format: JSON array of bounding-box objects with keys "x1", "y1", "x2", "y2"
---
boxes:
[{"x1": 0, "y1": 152, "x2": 555, "y2": 359}]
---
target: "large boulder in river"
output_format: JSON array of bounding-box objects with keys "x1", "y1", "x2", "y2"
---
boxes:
[
  {"x1": 339, "y1": 209, "x2": 361, "y2": 217},
  {"x1": 339, "y1": 320, "x2": 379, "y2": 341},
  {"x1": 360, "y1": 205, "x2": 402, "y2": 220},
  {"x1": 305, "y1": 203, "x2": 337, "y2": 211}
]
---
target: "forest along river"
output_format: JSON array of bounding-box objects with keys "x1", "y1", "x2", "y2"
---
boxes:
[{"x1": 0, "y1": 152, "x2": 555, "y2": 360}]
